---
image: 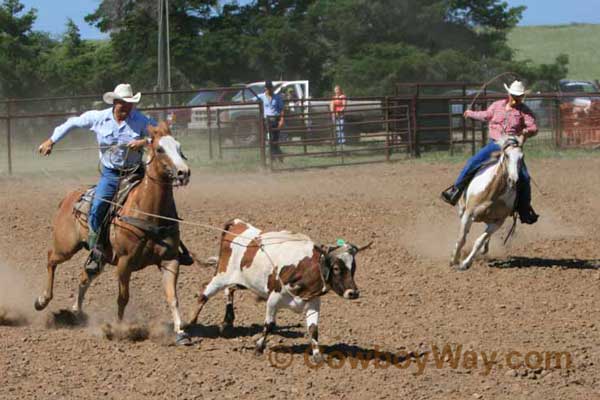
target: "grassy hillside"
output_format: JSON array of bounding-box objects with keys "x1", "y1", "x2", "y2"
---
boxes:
[{"x1": 507, "y1": 24, "x2": 600, "y2": 81}]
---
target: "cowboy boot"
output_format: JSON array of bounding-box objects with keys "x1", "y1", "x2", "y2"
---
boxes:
[
  {"x1": 441, "y1": 185, "x2": 464, "y2": 206},
  {"x1": 85, "y1": 229, "x2": 104, "y2": 275},
  {"x1": 518, "y1": 205, "x2": 539, "y2": 225}
]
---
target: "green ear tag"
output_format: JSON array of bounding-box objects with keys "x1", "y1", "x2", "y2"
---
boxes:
[{"x1": 336, "y1": 238, "x2": 345, "y2": 246}]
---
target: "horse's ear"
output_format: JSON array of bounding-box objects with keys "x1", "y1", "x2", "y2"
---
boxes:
[
  {"x1": 159, "y1": 120, "x2": 170, "y2": 133},
  {"x1": 147, "y1": 124, "x2": 157, "y2": 137}
]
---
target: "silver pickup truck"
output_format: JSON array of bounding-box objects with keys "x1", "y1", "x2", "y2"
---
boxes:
[{"x1": 187, "y1": 80, "x2": 383, "y2": 144}]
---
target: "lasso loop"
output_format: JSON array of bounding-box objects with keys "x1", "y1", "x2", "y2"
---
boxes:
[{"x1": 468, "y1": 71, "x2": 520, "y2": 111}]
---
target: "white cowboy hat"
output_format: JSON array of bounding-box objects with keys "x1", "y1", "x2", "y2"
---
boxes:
[
  {"x1": 102, "y1": 83, "x2": 141, "y2": 104},
  {"x1": 503, "y1": 80, "x2": 529, "y2": 96}
]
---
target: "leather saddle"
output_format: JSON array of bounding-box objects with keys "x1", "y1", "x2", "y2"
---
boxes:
[{"x1": 73, "y1": 169, "x2": 144, "y2": 225}]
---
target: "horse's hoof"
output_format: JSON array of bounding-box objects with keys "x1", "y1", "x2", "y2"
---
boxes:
[
  {"x1": 456, "y1": 263, "x2": 470, "y2": 271},
  {"x1": 175, "y1": 332, "x2": 192, "y2": 346},
  {"x1": 34, "y1": 297, "x2": 47, "y2": 311}
]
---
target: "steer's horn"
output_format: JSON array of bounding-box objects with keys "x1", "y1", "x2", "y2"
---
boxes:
[{"x1": 356, "y1": 241, "x2": 374, "y2": 253}]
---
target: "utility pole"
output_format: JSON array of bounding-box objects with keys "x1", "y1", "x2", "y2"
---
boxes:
[{"x1": 157, "y1": 0, "x2": 172, "y2": 108}]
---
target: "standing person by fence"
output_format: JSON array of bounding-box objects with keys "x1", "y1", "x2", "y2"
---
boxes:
[
  {"x1": 258, "y1": 80, "x2": 285, "y2": 162},
  {"x1": 330, "y1": 85, "x2": 347, "y2": 145}
]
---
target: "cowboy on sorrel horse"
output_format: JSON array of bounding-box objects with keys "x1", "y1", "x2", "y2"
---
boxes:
[{"x1": 36, "y1": 85, "x2": 192, "y2": 344}]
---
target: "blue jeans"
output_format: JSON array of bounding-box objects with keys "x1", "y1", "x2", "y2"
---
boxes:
[
  {"x1": 455, "y1": 140, "x2": 531, "y2": 208},
  {"x1": 334, "y1": 116, "x2": 345, "y2": 144},
  {"x1": 89, "y1": 166, "x2": 121, "y2": 233}
]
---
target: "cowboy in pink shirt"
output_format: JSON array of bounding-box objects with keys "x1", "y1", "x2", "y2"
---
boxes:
[
  {"x1": 466, "y1": 97, "x2": 537, "y2": 141},
  {"x1": 441, "y1": 80, "x2": 540, "y2": 224}
]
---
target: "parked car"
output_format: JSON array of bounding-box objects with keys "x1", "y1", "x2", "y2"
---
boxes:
[
  {"x1": 558, "y1": 79, "x2": 600, "y2": 105},
  {"x1": 166, "y1": 89, "x2": 237, "y2": 130},
  {"x1": 188, "y1": 80, "x2": 383, "y2": 144}
]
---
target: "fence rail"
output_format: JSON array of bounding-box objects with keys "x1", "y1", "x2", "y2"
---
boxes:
[{"x1": 1, "y1": 88, "x2": 599, "y2": 175}]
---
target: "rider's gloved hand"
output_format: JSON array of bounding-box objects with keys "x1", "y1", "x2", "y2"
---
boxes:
[
  {"x1": 38, "y1": 139, "x2": 54, "y2": 156},
  {"x1": 127, "y1": 139, "x2": 147, "y2": 150}
]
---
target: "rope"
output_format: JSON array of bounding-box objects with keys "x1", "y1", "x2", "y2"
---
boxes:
[
  {"x1": 530, "y1": 176, "x2": 547, "y2": 197},
  {"x1": 468, "y1": 71, "x2": 520, "y2": 111},
  {"x1": 93, "y1": 195, "x2": 311, "y2": 246}
]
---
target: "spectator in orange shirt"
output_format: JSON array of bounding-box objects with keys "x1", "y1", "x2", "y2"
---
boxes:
[{"x1": 330, "y1": 85, "x2": 347, "y2": 144}]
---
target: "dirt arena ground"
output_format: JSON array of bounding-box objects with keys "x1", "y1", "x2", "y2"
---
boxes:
[{"x1": 1, "y1": 157, "x2": 600, "y2": 399}]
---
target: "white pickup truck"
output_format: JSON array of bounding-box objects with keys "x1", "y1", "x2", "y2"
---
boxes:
[{"x1": 187, "y1": 80, "x2": 383, "y2": 143}]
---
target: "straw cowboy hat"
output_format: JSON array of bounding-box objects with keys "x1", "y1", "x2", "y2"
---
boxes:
[
  {"x1": 503, "y1": 80, "x2": 530, "y2": 97},
  {"x1": 103, "y1": 83, "x2": 141, "y2": 104}
]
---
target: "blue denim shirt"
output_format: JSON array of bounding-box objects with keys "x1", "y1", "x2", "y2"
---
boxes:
[
  {"x1": 258, "y1": 93, "x2": 284, "y2": 117},
  {"x1": 50, "y1": 107, "x2": 157, "y2": 169}
]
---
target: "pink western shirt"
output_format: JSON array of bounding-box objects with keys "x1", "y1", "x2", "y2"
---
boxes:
[{"x1": 465, "y1": 99, "x2": 538, "y2": 141}]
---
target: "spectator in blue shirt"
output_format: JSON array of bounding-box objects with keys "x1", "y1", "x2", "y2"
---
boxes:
[
  {"x1": 258, "y1": 81, "x2": 285, "y2": 161},
  {"x1": 38, "y1": 83, "x2": 157, "y2": 274}
]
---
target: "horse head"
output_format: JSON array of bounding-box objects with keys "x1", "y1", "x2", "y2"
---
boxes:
[
  {"x1": 147, "y1": 121, "x2": 191, "y2": 186},
  {"x1": 499, "y1": 135, "x2": 523, "y2": 189}
]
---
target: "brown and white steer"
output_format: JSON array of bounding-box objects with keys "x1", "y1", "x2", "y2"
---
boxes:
[{"x1": 188, "y1": 218, "x2": 371, "y2": 359}]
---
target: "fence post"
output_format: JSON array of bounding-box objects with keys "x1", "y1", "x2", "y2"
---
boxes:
[
  {"x1": 385, "y1": 96, "x2": 390, "y2": 162},
  {"x1": 217, "y1": 109, "x2": 223, "y2": 160},
  {"x1": 258, "y1": 102, "x2": 266, "y2": 169},
  {"x1": 6, "y1": 100, "x2": 12, "y2": 175},
  {"x1": 411, "y1": 94, "x2": 420, "y2": 158},
  {"x1": 449, "y1": 99, "x2": 454, "y2": 157},
  {"x1": 302, "y1": 98, "x2": 307, "y2": 155},
  {"x1": 554, "y1": 96, "x2": 562, "y2": 148},
  {"x1": 207, "y1": 105, "x2": 213, "y2": 160}
]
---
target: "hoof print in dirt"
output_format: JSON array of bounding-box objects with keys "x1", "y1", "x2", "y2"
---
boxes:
[{"x1": 47, "y1": 309, "x2": 88, "y2": 328}]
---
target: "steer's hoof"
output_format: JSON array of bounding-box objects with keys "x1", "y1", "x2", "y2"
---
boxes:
[
  {"x1": 254, "y1": 342, "x2": 266, "y2": 356},
  {"x1": 219, "y1": 322, "x2": 234, "y2": 337},
  {"x1": 310, "y1": 353, "x2": 324, "y2": 364},
  {"x1": 175, "y1": 332, "x2": 192, "y2": 346}
]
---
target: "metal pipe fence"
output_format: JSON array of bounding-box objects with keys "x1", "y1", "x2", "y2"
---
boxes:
[{"x1": 1, "y1": 89, "x2": 598, "y2": 175}]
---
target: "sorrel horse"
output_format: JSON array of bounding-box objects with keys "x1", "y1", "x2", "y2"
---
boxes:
[
  {"x1": 34, "y1": 122, "x2": 192, "y2": 344},
  {"x1": 450, "y1": 136, "x2": 523, "y2": 270}
]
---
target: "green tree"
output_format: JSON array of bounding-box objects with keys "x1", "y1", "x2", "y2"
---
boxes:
[{"x1": 0, "y1": 0, "x2": 49, "y2": 97}]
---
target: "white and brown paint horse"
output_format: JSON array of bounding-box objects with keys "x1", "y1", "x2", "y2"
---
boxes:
[
  {"x1": 450, "y1": 136, "x2": 523, "y2": 270},
  {"x1": 34, "y1": 122, "x2": 192, "y2": 344}
]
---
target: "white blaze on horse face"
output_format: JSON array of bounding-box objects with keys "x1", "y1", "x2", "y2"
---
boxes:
[
  {"x1": 158, "y1": 136, "x2": 190, "y2": 181},
  {"x1": 505, "y1": 146, "x2": 523, "y2": 187}
]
